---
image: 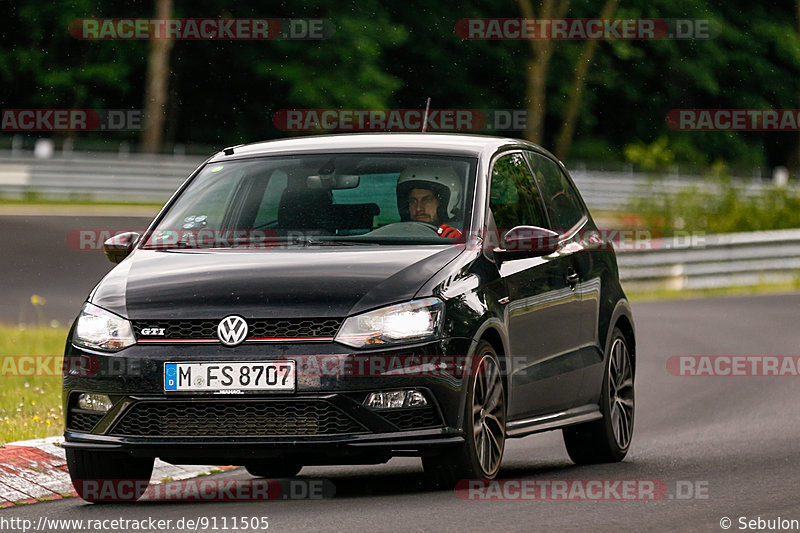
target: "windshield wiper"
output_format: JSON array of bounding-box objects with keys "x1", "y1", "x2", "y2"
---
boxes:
[
  {"x1": 146, "y1": 235, "x2": 376, "y2": 249},
  {"x1": 291, "y1": 237, "x2": 372, "y2": 246}
]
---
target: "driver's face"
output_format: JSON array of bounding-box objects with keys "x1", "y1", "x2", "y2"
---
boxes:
[{"x1": 408, "y1": 188, "x2": 440, "y2": 225}]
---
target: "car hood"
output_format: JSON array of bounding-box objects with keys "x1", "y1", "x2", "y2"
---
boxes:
[{"x1": 90, "y1": 245, "x2": 464, "y2": 320}]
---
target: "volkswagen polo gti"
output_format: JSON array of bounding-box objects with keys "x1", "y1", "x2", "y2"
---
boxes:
[{"x1": 62, "y1": 133, "x2": 635, "y2": 501}]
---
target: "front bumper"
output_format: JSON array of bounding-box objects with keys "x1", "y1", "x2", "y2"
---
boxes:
[
  {"x1": 62, "y1": 426, "x2": 465, "y2": 463},
  {"x1": 63, "y1": 337, "x2": 473, "y2": 461}
]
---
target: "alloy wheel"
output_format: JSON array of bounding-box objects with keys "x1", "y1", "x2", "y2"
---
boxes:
[
  {"x1": 472, "y1": 352, "x2": 506, "y2": 476},
  {"x1": 608, "y1": 338, "x2": 634, "y2": 450}
]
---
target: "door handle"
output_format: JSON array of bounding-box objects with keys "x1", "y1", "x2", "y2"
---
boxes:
[{"x1": 566, "y1": 268, "x2": 579, "y2": 289}]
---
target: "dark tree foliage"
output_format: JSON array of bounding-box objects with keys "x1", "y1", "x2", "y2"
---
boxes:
[{"x1": 0, "y1": 0, "x2": 798, "y2": 167}]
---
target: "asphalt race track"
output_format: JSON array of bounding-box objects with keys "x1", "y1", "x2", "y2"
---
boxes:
[
  {"x1": 0, "y1": 213, "x2": 155, "y2": 325},
  {"x1": 2, "y1": 214, "x2": 800, "y2": 532}
]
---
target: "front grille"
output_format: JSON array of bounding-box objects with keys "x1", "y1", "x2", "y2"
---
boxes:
[
  {"x1": 110, "y1": 400, "x2": 368, "y2": 437},
  {"x1": 378, "y1": 407, "x2": 442, "y2": 430},
  {"x1": 68, "y1": 410, "x2": 104, "y2": 433},
  {"x1": 132, "y1": 318, "x2": 343, "y2": 342}
]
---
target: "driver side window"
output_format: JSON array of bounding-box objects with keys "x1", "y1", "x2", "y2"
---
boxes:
[
  {"x1": 524, "y1": 151, "x2": 585, "y2": 232},
  {"x1": 489, "y1": 153, "x2": 547, "y2": 231}
]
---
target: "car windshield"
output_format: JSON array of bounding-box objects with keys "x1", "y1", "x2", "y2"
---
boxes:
[{"x1": 142, "y1": 153, "x2": 477, "y2": 249}]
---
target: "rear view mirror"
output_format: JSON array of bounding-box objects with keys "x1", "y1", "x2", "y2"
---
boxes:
[
  {"x1": 307, "y1": 174, "x2": 360, "y2": 189},
  {"x1": 103, "y1": 232, "x2": 140, "y2": 264},
  {"x1": 495, "y1": 226, "x2": 559, "y2": 260}
]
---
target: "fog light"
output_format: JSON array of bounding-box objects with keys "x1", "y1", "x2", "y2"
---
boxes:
[
  {"x1": 77, "y1": 393, "x2": 113, "y2": 412},
  {"x1": 365, "y1": 390, "x2": 428, "y2": 409},
  {"x1": 404, "y1": 390, "x2": 428, "y2": 407}
]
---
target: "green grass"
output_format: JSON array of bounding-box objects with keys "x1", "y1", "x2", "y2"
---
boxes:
[
  {"x1": 0, "y1": 196, "x2": 163, "y2": 209},
  {"x1": 626, "y1": 281, "x2": 800, "y2": 302},
  {"x1": 0, "y1": 325, "x2": 69, "y2": 445}
]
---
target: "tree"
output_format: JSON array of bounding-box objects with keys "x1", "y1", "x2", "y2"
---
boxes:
[
  {"x1": 140, "y1": 0, "x2": 174, "y2": 153},
  {"x1": 517, "y1": 0, "x2": 570, "y2": 145},
  {"x1": 554, "y1": 0, "x2": 619, "y2": 160},
  {"x1": 796, "y1": 0, "x2": 800, "y2": 172}
]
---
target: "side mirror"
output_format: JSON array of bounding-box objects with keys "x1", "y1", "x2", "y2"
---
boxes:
[
  {"x1": 103, "y1": 232, "x2": 140, "y2": 264},
  {"x1": 494, "y1": 226, "x2": 559, "y2": 261}
]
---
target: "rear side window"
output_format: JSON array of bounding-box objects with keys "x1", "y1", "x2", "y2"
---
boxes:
[
  {"x1": 524, "y1": 152, "x2": 585, "y2": 233},
  {"x1": 489, "y1": 152, "x2": 547, "y2": 231}
]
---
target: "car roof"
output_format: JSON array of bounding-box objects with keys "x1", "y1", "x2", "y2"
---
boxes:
[{"x1": 207, "y1": 133, "x2": 553, "y2": 162}]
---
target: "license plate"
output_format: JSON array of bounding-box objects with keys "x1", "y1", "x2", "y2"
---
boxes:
[{"x1": 164, "y1": 361, "x2": 296, "y2": 392}]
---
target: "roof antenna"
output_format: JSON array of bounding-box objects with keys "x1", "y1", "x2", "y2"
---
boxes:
[{"x1": 421, "y1": 97, "x2": 431, "y2": 132}]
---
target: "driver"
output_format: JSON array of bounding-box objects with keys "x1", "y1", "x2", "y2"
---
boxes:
[
  {"x1": 396, "y1": 166, "x2": 463, "y2": 238},
  {"x1": 408, "y1": 187, "x2": 442, "y2": 225}
]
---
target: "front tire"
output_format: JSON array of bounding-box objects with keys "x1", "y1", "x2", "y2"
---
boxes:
[
  {"x1": 66, "y1": 449, "x2": 153, "y2": 503},
  {"x1": 423, "y1": 341, "x2": 506, "y2": 488},
  {"x1": 563, "y1": 327, "x2": 634, "y2": 464}
]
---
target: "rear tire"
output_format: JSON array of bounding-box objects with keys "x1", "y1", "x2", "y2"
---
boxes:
[
  {"x1": 66, "y1": 449, "x2": 153, "y2": 503},
  {"x1": 563, "y1": 327, "x2": 634, "y2": 464},
  {"x1": 423, "y1": 341, "x2": 506, "y2": 488},
  {"x1": 245, "y1": 460, "x2": 303, "y2": 478}
]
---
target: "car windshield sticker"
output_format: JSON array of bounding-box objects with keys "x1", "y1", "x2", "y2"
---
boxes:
[{"x1": 182, "y1": 215, "x2": 208, "y2": 229}]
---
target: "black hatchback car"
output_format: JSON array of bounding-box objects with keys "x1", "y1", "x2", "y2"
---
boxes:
[{"x1": 63, "y1": 133, "x2": 635, "y2": 500}]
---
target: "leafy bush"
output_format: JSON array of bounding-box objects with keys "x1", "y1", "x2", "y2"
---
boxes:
[{"x1": 627, "y1": 164, "x2": 800, "y2": 234}]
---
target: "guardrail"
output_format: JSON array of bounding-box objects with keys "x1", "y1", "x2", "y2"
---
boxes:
[
  {"x1": 0, "y1": 152, "x2": 204, "y2": 202},
  {"x1": 0, "y1": 150, "x2": 788, "y2": 211},
  {"x1": 569, "y1": 170, "x2": 779, "y2": 211},
  {"x1": 616, "y1": 228, "x2": 800, "y2": 291}
]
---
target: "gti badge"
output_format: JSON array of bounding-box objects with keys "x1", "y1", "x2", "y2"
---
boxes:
[
  {"x1": 140, "y1": 327, "x2": 166, "y2": 336},
  {"x1": 217, "y1": 315, "x2": 248, "y2": 346}
]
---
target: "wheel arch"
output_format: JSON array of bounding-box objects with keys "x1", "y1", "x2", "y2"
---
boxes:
[
  {"x1": 608, "y1": 299, "x2": 636, "y2": 374},
  {"x1": 470, "y1": 318, "x2": 510, "y2": 399}
]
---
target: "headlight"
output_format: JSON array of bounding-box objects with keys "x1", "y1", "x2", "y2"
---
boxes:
[
  {"x1": 335, "y1": 298, "x2": 444, "y2": 348},
  {"x1": 72, "y1": 303, "x2": 136, "y2": 352}
]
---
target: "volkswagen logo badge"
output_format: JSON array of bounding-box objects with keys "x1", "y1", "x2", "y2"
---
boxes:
[{"x1": 217, "y1": 315, "x2": 248, "y2": 346}]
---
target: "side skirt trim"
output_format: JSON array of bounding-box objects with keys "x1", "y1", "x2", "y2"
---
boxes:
[{"x1": 506, "y1": 404, "x2": 602, "y2": 438}]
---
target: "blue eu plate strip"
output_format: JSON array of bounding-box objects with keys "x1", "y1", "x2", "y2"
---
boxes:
[{"x1": 164, "y1": 363, "x2": 178, "y2": 390}]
